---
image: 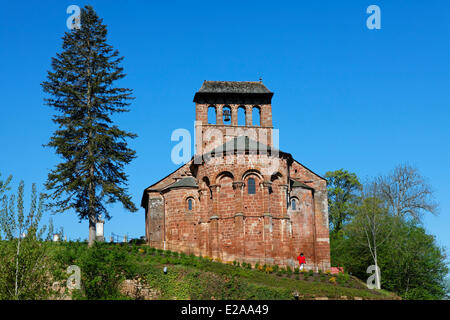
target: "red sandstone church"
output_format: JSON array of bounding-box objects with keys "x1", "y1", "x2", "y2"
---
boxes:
[{"x1": 141, "y1": 81, "x2": 331, "y2": 271}]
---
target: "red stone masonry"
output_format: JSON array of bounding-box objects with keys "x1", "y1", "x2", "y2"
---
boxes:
[{"x1": 141, "y1": 81, "x2": 331, "y2": 271}]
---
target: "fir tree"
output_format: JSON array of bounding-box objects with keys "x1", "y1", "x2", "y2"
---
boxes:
[{"x1": 42, "y1": 6, "x2": 137, "y2": 246}]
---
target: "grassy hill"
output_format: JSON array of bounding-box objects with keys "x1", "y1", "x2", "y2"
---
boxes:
[{"x1": 50, "y1": 242, "x2": 400, "y2": 300}]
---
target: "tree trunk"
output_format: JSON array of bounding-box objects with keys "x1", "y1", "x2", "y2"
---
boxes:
[
  {"x1": 15, "y1": 237, "x2": 21, "y2": 299},
  {"x1": 88, "y1": 216, "x2": 96, "y2": 247},
  {"x1": 374, "y1": 254, "x2": 381, "y2": 290},
  {"x1": 86, "y1": 50, "x2": 96, "y2": 248}
]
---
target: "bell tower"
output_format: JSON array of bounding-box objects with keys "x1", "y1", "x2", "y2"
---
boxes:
[{"x1": 193, "y1": 80, "x2": 274, "y2": 155}]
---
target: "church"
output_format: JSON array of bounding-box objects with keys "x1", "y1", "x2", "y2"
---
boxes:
[{"x1": 141, "y1": 81, "x2": 331, "y2": 270}]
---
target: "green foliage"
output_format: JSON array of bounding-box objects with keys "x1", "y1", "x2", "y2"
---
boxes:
[
  {"x1": 444, "y1": 277, "x2": 450, "y2": 300},
  {"x1": 42, "y1": 243, "x2": 395, "y2": 300},
  {"x1": 327, "y1": 167, "x2": 449, "y2": 300},
  {"x1": 286, "y1": 266, "x2": 293, "y2": 275},
  {"x1": 0, "y1": 172, "x2": 12, "y2": 200},
  {"x1": 0, "y1": 180, "x2": 56, "y2": 299},
  {"x1": 55, "y1": 242, "x2": 133, "y2": 299},
  {"x1": 336, "y1": 273, "x2": 350, "y2": 285},
  {"x1": 41, "y1": 5, "x2": 137, "y2": 243},
  {"x1": 325, "y1": 169, "x2": 361, "y2": 235}
]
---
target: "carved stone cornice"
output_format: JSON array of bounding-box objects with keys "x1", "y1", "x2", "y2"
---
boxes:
[
  {"x1": 262, "y1": 181, "x2": 273, "y2": 188},
  {"x1": 232, "y1": 181, "x2": 244, "y2": 190}
]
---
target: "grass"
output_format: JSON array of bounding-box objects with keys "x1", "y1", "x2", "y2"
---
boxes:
[{"x1": 47, "y1": 242, "x2": 398, "y2": 300}]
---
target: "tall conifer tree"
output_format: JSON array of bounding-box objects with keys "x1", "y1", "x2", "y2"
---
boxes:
[{"x1": 42, "y1": 6, "x2": 137, "y2": 245}]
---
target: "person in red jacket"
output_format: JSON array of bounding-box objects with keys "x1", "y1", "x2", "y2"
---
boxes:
[{"x1": 297, "y1": 253, "x2": 306, "y2": 270}]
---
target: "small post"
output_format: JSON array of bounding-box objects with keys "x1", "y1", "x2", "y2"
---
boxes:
[{"x1": 95, "y1": 215, "x2": 105, "y2": 242}]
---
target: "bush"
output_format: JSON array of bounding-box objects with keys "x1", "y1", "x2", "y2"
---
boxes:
[
  {"x1": 286, "y1": 266, "x2": 293, "y2": 275},
  {"x1": 72, "y1": 243, "x2": 131, "y2": 299},
  {"x1": 337, "y1": 273, "x2": 350, "y2": 285}
]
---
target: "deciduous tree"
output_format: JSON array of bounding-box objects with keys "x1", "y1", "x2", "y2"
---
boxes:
[
  {"x1": 377, "y1": 163, "x2": 437, "y2": 221},
  {"x1": 325, "y1": 169, "x2": 361, "y2": 235}
]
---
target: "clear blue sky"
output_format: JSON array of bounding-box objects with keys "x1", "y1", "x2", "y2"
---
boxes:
[{"x1": 0, "y1": 1, "x2": 449, "y2": 258}]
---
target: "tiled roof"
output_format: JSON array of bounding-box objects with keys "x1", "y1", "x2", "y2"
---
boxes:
[
  {"x1": 290, "y1": 179, "x2": 314, "y2": 190},
  {"x1": 163, "y1": 177, "x2": 198, "y2": 190},
  {"x1": 197, "y1": 81, "x2": 272, "y2": 94}
]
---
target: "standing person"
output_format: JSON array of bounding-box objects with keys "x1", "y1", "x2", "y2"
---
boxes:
[{"x1": 297, "y1": 253, "x2": 306, "y2": 270}]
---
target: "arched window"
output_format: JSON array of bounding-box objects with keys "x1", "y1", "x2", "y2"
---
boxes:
[
  {"x1": 290, "y1": 198, "x2": 297, "y2": 210},
  {"x1": 208, "y1": 106, "x2": 216, "y2": 124},
  {"x1": 247, "y1": 178, "x2": 256, "y2": 195},
  {"x1": 187, "y1": 198, "x2": 194, "y2": 211},
  {"x1": 238, "y1": 106, "x2": 246, "y2": 126},
  {"x1": 223, "y1": 106, "x2": 231, "y2": 125},
  {"x1": 252, "y1": 106, "x2": 261, "y2": 126}
]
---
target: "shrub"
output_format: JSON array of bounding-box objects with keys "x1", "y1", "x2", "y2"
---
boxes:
[
  {"x1": 337, "y1": 273, "x2": 350, "y2": 285},
  {"x1": 286, "y1": 266, "x2": 293, "y2": 275},
  {"x1": 74, "y1": 243, "x2": 131, "y2": 299},
  {"x1": 307, "y1": 269, "x2": 314, "y2": 277},
  {"x1": 294, "y1": 267, "x2": 299, "y2": 274},
  {"x1": 329, "y1": 277, "x2": 337, "y2": 284},
  {"x1": 265, "y1": 266, "x2": 273, "y2": 274}
]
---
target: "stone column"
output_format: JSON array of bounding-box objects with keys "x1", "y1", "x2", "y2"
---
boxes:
[
  {"x1": 261, "y1": 181, "x2": 272, "y2": 215},
  {"x1": 279, "y1": 184, "x2": 291, "y2": 265},
  {"x1": 216, "y1": 105, "x2": 223, "y2": 125},
  {"x1": 231, "y1": 105, "x2": 238, "y2": 126},
  {"x1": 209, "y1": 216, "x2": 219, "y2": 259},
  {"x1": 262, "y1": 181, "x2": 273, "y2": 264},
  {"x1": 210, "y1": 184, "x2": 220, "y2": 217},
  {"x1": 232, "y1": 181, "x2": 244, "y2": 261},
  {"x1": 245, "y1": 105, "x2": 252, "y2": 126},
  {"x1": 198, "y1": 188, "x2": 209, "y2": 256},
  {"x1": 280, "y1": 184, "x2": 289, "y2": 218},
  {"x1": 209, "y1": 184, "x2": 221, "y2": 260}
]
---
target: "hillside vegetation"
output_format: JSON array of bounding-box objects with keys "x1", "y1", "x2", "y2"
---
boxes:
[{"x1": 48, "y1": 242, "x2": 398, "y2": 300}]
